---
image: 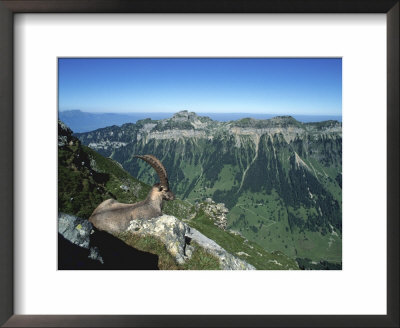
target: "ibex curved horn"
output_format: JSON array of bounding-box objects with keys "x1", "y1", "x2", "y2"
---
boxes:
[{"x1": 134, "y1": 155, "x2": 169, "y2": 189}]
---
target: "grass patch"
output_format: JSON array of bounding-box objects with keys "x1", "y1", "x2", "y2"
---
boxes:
[
  {"x1": 187, "y1": 210, "x2": 299, "y2": 270},
  {"x1": 117, "y1": 232, "x2": 221, "y2": 270},
  {"x1": 118, "y1": 232, "x2": 179, "y2": 270},
  {"x1": 181, "y1": 241, "x2": 221, "y2": 270},
  {"x1": 228, "y1": 191, "x2": 297, "y2": 258},
  {"x1": 58, "y1": 143, "x2": 151, "y2": 219}
]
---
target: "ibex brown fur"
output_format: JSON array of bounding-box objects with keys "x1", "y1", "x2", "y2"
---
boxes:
[{"x1": 89, "y1": 155, "x2": 175, "y2": 234}]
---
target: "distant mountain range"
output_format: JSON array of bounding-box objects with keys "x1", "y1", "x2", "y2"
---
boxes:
[
  {"x1": 59, "y1": 109, "x2": 342, "y2": 133},
  {"x1": 75, "y1": 111, "x2": 342, "y2": 268}
]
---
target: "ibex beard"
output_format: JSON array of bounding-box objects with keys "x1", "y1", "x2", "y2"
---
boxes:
[{"x1": 88, "y1": 155, "x2": 175, "y2": 234}]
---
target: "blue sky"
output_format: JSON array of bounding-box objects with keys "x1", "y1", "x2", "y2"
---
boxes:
[{"x1": 58, "y1": 58, "x2": 342, "y2": 116}]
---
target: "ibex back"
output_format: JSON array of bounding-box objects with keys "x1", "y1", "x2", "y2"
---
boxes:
[{"x1": 89, "y1": 155, "x2": 175, "y2": 234}]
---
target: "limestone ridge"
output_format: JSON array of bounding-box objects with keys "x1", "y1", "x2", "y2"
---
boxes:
[
  {"x1": 170, "y1": 110, "x2": 210, "y2": 122},
  {"x1": 76, "y1": 110, "x2": 341, "y2": 151}
]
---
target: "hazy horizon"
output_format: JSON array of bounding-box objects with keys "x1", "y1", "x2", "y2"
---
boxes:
[
  {"x1": 60, "y1": 108, "x2": 342, "y2": 117},
  {"x1": 59, "y1": 108, "x2": 342, "y2": 121}
]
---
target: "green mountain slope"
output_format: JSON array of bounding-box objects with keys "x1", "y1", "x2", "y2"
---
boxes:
[{"x1": 75, "y1": 111, "x2": 342, "y2": 268}]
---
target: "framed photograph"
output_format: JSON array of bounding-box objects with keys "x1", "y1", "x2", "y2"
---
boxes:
[
  {"x1": 57, "y1": 57, "x2": 342, "y2": 272},
  {"x1": 1, "y1": 1, "x2": 398, "y2": 327}
]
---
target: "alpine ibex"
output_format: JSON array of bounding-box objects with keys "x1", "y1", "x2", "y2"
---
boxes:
[{"x1": 89, "y1": 155, "x2": 175, "y2": 234}]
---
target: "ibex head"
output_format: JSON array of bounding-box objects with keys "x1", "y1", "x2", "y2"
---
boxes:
[
  {"x1": 135, "y1": 155, "x2": 175, "y2": 201},
  {"x1": 153, "y1": 183, "x2": 175, "y2": 201}
]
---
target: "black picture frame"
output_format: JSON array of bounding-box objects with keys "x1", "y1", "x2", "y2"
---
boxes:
[{"x1": 0, "y1": 1, "x2": 398, "y2": 327}]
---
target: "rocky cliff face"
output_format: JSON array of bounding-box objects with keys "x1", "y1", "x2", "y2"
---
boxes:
[{"x1": 77, "y1": 110, "x2": 341, "y2": 151}]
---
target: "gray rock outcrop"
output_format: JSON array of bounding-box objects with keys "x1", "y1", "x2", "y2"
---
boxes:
[
  {"x1": 58, "y1": 120, "x2": 74, "y2": 147},
  {"x1": 127, "y1": 215, "x2": 188, "y2": 265},
  {"x1": 58, "y1": 213, "x2": 103, "y2": 263},
  {"x1": 127, "y1": 214, "x2": 254, "y2": 270},
  {"x1": 196, "y1": 198, "x2": 228, "y2": 230}
]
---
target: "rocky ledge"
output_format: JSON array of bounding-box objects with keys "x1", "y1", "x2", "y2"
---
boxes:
[
  {"x1": 127, "y1": 214, "x2": 254, "y2": 270},
  {"x1": 127, "y1": 215, "x2": 188, "y2": 265},
  {"x1": 59, "y1": 213, "x2": 254, "y2": 270}
]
